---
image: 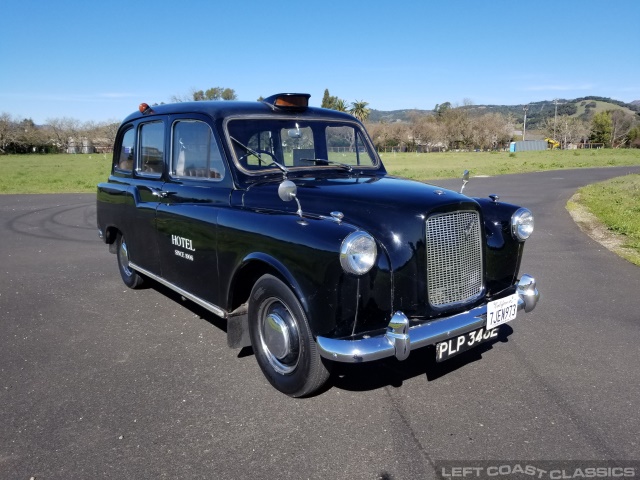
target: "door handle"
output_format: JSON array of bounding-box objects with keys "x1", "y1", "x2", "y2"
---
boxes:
[{"x1": 150, "y1": 188, "x2": 176, "y2": 198}]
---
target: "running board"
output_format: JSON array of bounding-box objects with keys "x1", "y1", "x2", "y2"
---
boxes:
[{"x1": 128, "y1": 262, "x2": 227, "y2": 318}]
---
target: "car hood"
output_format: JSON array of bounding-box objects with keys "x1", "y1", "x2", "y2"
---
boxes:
[{"x1": 239, "y1": 173, "x2": 481, "y2": 251}]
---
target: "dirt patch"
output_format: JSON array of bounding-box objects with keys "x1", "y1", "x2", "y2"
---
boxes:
[{"x1": 567, "y1": 193, "x2": 640, "y2": 265}]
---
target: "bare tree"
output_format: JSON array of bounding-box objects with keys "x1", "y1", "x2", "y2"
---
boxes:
[
  {"x1": 85, "y1": 120, "x2": 119, "y2": 153},
  {"x1": 610, "y1": 110, "x2": 634, "y2": 148},
  {"x1": 364, "y1": 121, "x2": 390, "y2": 151},
  {"x1": 470, "y1": 113, "x2": 514, "y2": 150},
  {"x1": 46, "y1": 117, "x2": 83, "y2": 152},
  {"x1": 16, "y1": 118, "x2": 46, "y2": 152},
  {"x1": 408, "y1": 115, "x2": 442, "y2": 151},
  {"x1": 541, "y1": 115, "x2": 588, "y2": 148},
  {"x1": 0, "y1": 113, "x2": 49, "y2": 153},
  {"x1": 170, "y1": 91, "x2": 194, "y2": 103},
  {"x1": 440, "y1": 107, "x2": 472, "y2": 150},
  {"x1": 388, "y1": 122, "x2": 409, "y2": 150},
  {"x1": 365, "y1": 121, "x2": 408, "y2": 151},
  {"x1": 0, "y1": 112, "x2": 14, "y2": 152}
]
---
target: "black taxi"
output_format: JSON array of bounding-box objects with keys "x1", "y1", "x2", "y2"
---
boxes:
[{"x1": 97, "y1": 93, "x2": 539, "y2": 397}]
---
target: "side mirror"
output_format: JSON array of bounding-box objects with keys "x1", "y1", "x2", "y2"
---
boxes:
[
  {"x1": 278, "y1": 179, "x2": 298, "y2": 202},
  {"x1": 278, "y1": 180, "x2": 307, "y2": 224},
  {"x1": 460, "y1": 170, "x2": 470, "y2": 194}
]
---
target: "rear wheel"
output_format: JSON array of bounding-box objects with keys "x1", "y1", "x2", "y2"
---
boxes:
[
  {"x1": 248, "y1": 274, "x2": 331, "y2": 397},
  {"x1": 116, "y1": 233, "x2": 145, "y2": 289}
]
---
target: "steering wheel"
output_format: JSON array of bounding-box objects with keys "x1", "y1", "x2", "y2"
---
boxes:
[{"x1": 238, "y1": 149, "x2": 278, "y2": 166}]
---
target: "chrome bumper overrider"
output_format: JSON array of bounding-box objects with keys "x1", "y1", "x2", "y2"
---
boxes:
[{"x1": 317, "y1": 274, "x2": 539, "y2": 363}]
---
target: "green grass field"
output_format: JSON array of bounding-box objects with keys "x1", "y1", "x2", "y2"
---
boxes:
[
  {"x1": 2, "y1": 149, "x2": 639, "y2": 194},
  {"x1": 381, "y1": 148, "x2": 640, "y2": 181},
  {"x1": 0, "y1": 152, "x2": 112, "y2": 194},
  {"x1": 1, "y1": 149, "x2": 639, "y2": 265},
  {"x1": 569, "y1": 174, "x2": 640, "y2": 265}
]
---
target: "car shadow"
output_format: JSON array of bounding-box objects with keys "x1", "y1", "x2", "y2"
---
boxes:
[
  {"x1": 145, "y1": 278, "x2": 514, "y2": 395},
  {"x1": 147, "y1": 280, "x2": 228, "y2": 333}
]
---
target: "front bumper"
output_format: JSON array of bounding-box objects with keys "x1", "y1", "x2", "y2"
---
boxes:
[{"x1": 317, "y1": 274, "x2": 539, "y2": 363}]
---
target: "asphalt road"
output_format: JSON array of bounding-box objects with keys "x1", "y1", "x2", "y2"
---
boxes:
[{"x1": 1, "y1": 166, "x2": 639, "y2": 480}]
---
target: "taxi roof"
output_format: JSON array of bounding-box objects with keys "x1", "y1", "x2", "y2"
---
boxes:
[{"x1": 121, "y1": 95, "x2": 358, "y2": 125}]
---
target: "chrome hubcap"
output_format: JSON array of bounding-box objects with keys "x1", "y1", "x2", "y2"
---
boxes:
[
  {"x1": 118, "y1": 238, "x2": 133, "y2": 277},
  {"x1": 259, "y1": 299, "x2": 300, "y2": 375},
  {"x1": 263, "y1": 312, "x2": 290, "y2": 360}
]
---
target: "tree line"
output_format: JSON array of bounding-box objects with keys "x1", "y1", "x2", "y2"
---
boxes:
[
  {"x1": 0, "y1": 113, "x2": 119, "y2": 154},
  {"x1": 2, "y1": 86, "x2": 639, "y2": 155},
  {"x1": 0, "y1": 85, "x2": 240, "y2": 154},
  {"x1": 361, "y1": 107, "x2": 640, "y2": 151}
]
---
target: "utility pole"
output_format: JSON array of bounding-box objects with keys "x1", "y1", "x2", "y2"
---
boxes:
[
  {"x1": 522, "y1": 105, "x2": 529, "y2": 141},
  {"x1": 553, "y1": 99, "x2": 561, "y2": 141}
]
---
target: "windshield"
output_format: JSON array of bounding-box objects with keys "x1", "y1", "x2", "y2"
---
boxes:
[{"x1": 226, "y1": 118, "x2": 378, "y2": 174}]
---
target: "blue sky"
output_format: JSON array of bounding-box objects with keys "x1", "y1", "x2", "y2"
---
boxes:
[{"x1": 1, "y1": 0, "x2": 639, "y2": 124}]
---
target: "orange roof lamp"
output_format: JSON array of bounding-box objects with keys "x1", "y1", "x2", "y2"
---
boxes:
[
  {"x1": 139, "y1": 103, "x2": 154, "y2": 115},
  {"x1": 263, "y1": 93, "x2": 310, "y2": 111}
]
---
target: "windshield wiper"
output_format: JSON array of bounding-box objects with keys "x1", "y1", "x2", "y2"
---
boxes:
[
  {"x1": 299, "y1": 158, "x2": 353, "y2": 172},
  {"x1": 230, "y1": 136, "x2": 289, "y2": 175},
  {"x1": 267, "y1": 161, "x2": 289, "y2": 176},
  {"x1": 230, "y1": 136, "x2": 264, "y2": 163}
]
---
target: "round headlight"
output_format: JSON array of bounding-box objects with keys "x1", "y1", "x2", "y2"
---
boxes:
[
  {"x1": 340, "y1": 231, "x2": 377, "y2": 275},
  {"x1": 511, "y1": 208, "x2": 534, "y2": 241}
]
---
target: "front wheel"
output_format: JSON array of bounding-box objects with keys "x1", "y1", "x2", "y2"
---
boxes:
[
  {"x1": 248, "y1": 275, "x2": 331, "y2": 397},
  {"x1": 116, "y1": 233, "x2": 145, "y2": 289}
]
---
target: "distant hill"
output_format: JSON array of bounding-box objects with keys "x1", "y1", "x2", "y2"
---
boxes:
[
  {"x1": 368, "y1": 96, "x2": 640, "y2": 128},
  {"x1": 368, "y1": 109, "x2": 434, "y2": 123}
]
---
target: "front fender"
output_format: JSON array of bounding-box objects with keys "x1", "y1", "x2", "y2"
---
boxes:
[
  {"x1": 218, "y1": 209, "x2": 365, "y2": 337},
  {"x1": 474, "y1": 198, "x2": 527, "y2": 294}
]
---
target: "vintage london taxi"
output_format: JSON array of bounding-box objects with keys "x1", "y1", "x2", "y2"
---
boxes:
[{"x1": 97, "y1": 93, "x2": 539, "y2": 397}]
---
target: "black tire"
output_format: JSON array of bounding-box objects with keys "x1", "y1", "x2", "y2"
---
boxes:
[
  {"x1": 116, "y1": 233, "x2": 145, "y2": 289},
  {"x1": 248, "y1": 274, "x2": 331, "y2": 397}
]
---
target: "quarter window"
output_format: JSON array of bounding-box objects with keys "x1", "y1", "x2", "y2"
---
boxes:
[
  {"x1": 116, "y1": 128, "x2": 135, "y2": 172},
  {"x1": 137, "y1": 122, "x2": 164, "y2": 176},
  {"x1": 172, "y1": 120, "x2": 225, "y2": 180}
]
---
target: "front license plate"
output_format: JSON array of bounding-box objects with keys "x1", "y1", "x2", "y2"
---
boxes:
[
  {"x1": 436, "y1": 327, "x2": 499, "y2": 362},
  {"x1": 486, "y1": 293, "x2": 518, "y2": 329}
]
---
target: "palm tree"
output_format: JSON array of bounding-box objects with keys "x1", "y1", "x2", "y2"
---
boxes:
[
  {"x1": 333, "y1": 99, "x2": 348, "y2": 112},
  {"x1": 350, "y1": 100, "x2": 370, "y2": 121}
]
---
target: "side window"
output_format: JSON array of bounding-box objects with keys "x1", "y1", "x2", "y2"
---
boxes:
[
  {"x1": 172, "y1": 120, "x2": 225, "y2": 180},
  {"x1": 137, "y1": 121, "x2": 164, "y2": 176},
  {"x1": 116, "y1": 128, "x2": 135, "y2": 172}
]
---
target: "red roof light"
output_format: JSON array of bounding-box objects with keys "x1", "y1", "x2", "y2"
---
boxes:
[{"x1": 139, "y1": 103, "x2": 154, "y2": 115}]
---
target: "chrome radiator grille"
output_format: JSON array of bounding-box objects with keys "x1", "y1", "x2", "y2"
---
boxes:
[{"x1": 426, "y1": 211, "x2": 483, "y2": 307}]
